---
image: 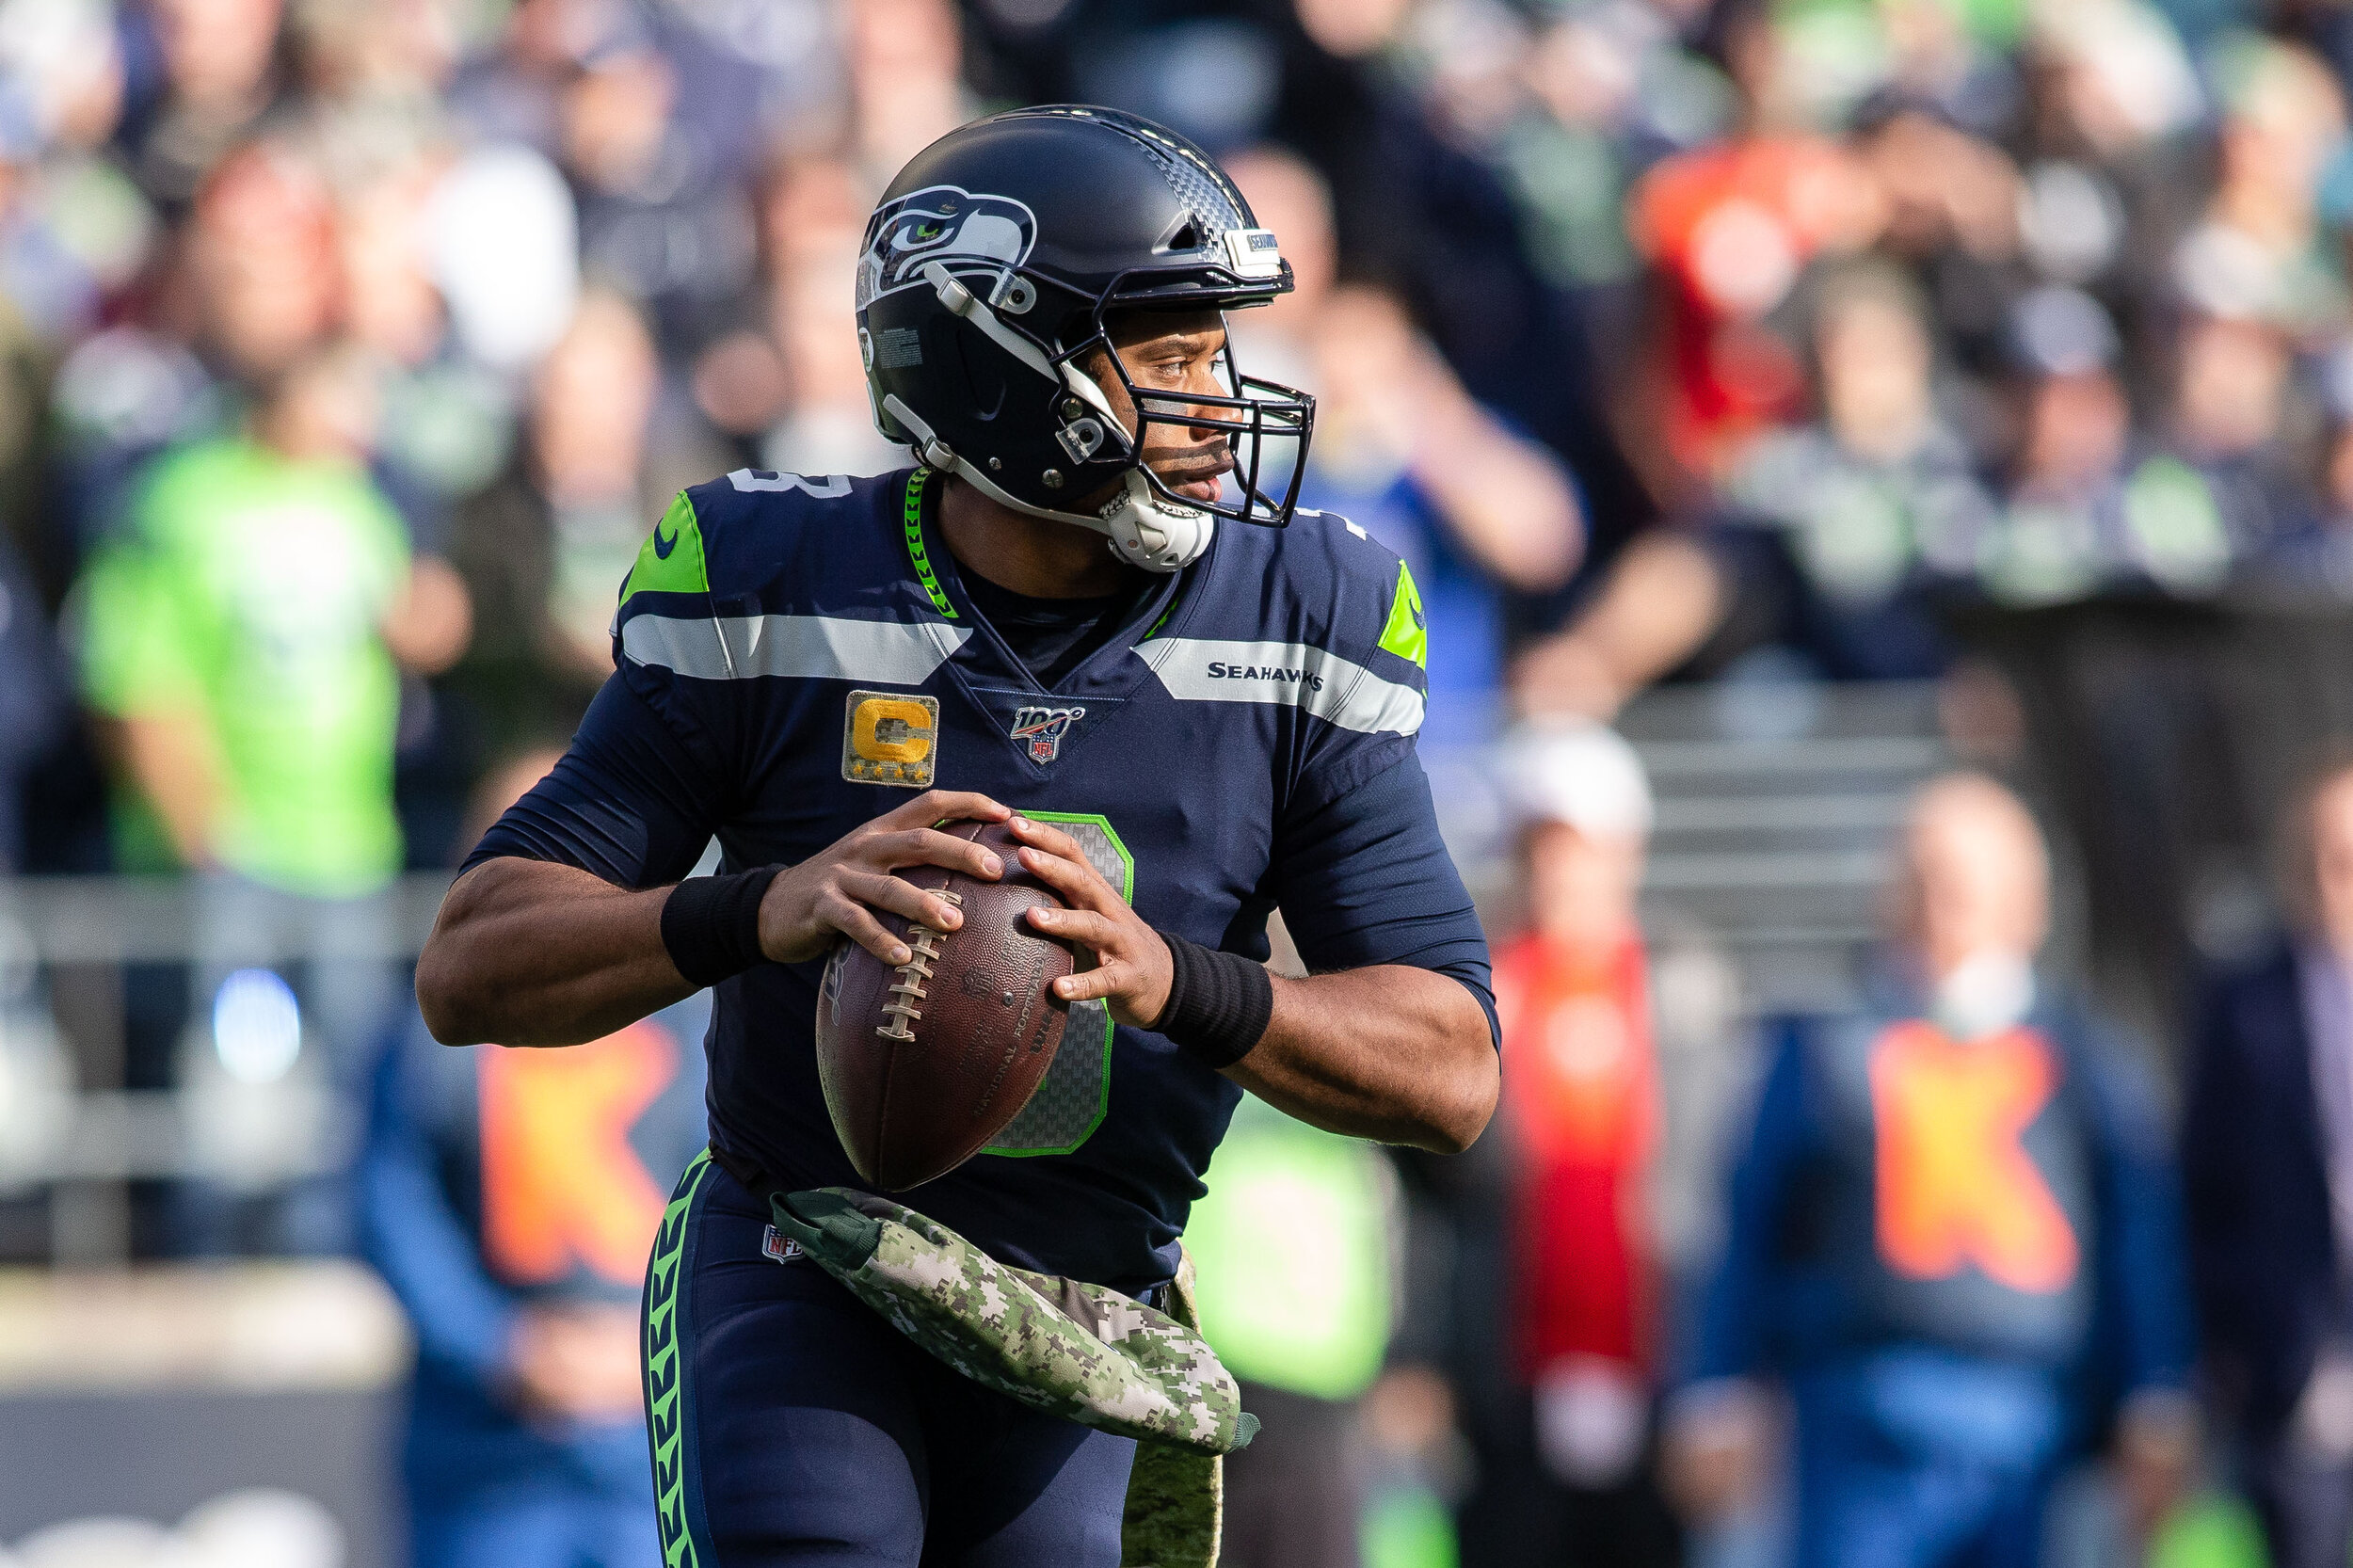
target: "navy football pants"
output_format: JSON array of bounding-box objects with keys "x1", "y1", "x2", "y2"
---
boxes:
[{"x1": 641, "y1": 1153, "x2": 1137, "y2": 1567}]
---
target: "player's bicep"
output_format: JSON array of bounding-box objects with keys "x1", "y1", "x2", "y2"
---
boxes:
[
  {"x1": 463, "y1": 676, "x2": 724, "y2": 888},
  {"x1": 1269, "y1": 753, "x2": 1497, "y2": 1046}
]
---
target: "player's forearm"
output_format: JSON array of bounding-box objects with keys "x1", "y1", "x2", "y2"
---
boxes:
[
  {"x1": 1222, "y1": 965, "x2": 1498, "y2": 1154},
  {"x1": 416, "y1": 856, "x2": 694, "y2": 1047}
]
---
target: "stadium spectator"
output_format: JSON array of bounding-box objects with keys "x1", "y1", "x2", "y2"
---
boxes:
[
  {"x1": 2185, "y1": 753, "x2": 2353, "y2": 1568},
  {"x1": 443, "y1": 288, "x2": 662, "y2": 757},
  {"x1": 289, "y1": 0, "x2": 460, "y2": 109},
  {"x1": 760, "y1": 227, "x2": 910, "y2": 479},
  {"x1": 73, "y1": 335, "x2": 469, "y2": 1249},
  {"x1": 2172, "y1": 37, "x2": 2345, "y2": 343},
  {"x1": 1663, "y1": 774, "x2": 2197, "y2": 1567},
  {"x1": 686, "y1": 152, "x2": 872, "y2": 461},
  {"x1": 1715, "y1": 261, "x2": 1998, "y2": 680},
  {"x1": 1188, "y1": 1086, "x2": 1401, "y2": 1568},
  {"x1": 549, "y1": 6, "x2": 767, "y2": 358},
  {"x1": 1620, "y1": 0, "x2": 1880, "y2": 499},
  {"x1": 444, "y1": 0, "x2": 578, "y2": 156},
  {"x1": 1477, "y1": 721, "x2": 1677, "y2": 1565},
  {"x1": 2258, "y1": 343, "x2": 2353, "y2": 592},
  {"x1": 2160, "y1": 304, "x2": 2310, "y2": 557},
  {"x1": 845, "y1": 0, "x2": 971, "y2": 188},
  {"x1": 1513, "y1": 146, "x2": 2012, "y2": 716},
  {"x1": 330, "y1": 134, "x2": 528, "y2": 518},
  {"x1": 177, "y1": 133, "x2": 337, "y2": 375},
  {"x1": 1225, "y1": 146, "x2": 1585, "y2": 744},
  {"x1": 115, "y1": 0, "x2": 288, "y2": 213},
  {"x1": 1981, "y1": 285, "x2": 2239, "y2": 603},
  {"x1": 78, "y1": 337, "x2": 468, "y2": 894},
  {"x1": 48, "y1": 136, "x2": 340, "y2": 576},
  {"x1": 1843, "y1": 95, "x2": 2025, "y2": 393},
  {"x1": 361, "y1": 749, "x2": 711, "y2": 1568}
]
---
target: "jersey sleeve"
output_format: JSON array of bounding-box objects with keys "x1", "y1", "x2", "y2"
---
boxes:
[
  {"x1": 1268, "y1": 750, "x2": 1497, "y2": 1047},
  {"x1": 461, "y1": 674, "x2": 724, "y2": 887},
  {"x1": 1286, "y1": 517, "x2": 1433, "y2": 816}
]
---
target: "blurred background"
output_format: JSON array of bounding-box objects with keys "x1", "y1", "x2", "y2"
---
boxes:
[{"x1": 5, "y1": 0, "x2": 2353, "y2": 1564}]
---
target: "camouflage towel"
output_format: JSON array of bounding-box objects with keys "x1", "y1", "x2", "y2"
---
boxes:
[
  {"x1": 1119, "y1": 1249, "x2": 1225, "y2": 1568},
  {"x1": 768, "y1": 1187, "x2": 1257, "y2": 1457}
]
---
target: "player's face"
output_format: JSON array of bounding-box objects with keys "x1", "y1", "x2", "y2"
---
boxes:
[{"x1": 1085, "y1": 309, "x2": 1235, "y2": 505}]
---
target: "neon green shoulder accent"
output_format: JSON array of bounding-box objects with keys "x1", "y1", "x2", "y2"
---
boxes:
[
  {"x1": 622, "y1": 491, "x2": 710, "y2": 601},
  {"x1": 1377, "y1": 558, "x2": 1427, "y2": 670},
  {"x1": 903, "y1": 468, "x2": 956, "y2": 618}
]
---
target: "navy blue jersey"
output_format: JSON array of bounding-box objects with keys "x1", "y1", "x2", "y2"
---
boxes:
[{"x1": 469, "y1": 467, "x2": 1492, "y2": 1293}]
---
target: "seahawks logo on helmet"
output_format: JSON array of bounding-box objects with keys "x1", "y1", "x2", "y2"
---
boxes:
[{"x1": 856, "y1": 185, "x2": 1039, "y2": 311}]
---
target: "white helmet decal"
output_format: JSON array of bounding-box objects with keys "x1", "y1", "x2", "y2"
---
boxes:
[{"x1": 857, "y1": 186, "x2": 1039, "y2": 311}]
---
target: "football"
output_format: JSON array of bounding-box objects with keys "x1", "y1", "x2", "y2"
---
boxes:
[{"x1": 813, "y1": 819, "x2": 1077, "y2": 1191}]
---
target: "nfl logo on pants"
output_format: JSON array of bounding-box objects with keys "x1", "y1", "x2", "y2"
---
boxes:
[{"x1": 1011, "y1": 705, "x2": 1085, "y2": 764}]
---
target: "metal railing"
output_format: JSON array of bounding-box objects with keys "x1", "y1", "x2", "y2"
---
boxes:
[{"x1": 0, "y1": 874, "x2": 456, "y2": 1264}]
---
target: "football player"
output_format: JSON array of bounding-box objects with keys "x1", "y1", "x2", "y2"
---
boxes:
[{"x1": 416, "y1": 106, "x2": 1500, "y2": 1567}]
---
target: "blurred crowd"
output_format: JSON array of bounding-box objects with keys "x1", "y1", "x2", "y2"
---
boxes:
[
  {"x1": 4, "y1": 0, "x2": 2353, "y2": 887},
  {"x1": 15, "y1": 0, "x2": 2353, "y2": 1565}
]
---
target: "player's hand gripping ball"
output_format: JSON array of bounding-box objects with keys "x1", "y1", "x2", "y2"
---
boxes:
[{"x1": 814, "y1": 820, "x2": 1077, "y2": 1191}]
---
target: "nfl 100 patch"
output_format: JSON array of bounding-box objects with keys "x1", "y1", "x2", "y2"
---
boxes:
[
  {"x1": 1010, "y1": 703, "x2": 1086, "y2": 764},
  {"x1": 842, "y1": 690, "x2": 941, "y2": 787}
]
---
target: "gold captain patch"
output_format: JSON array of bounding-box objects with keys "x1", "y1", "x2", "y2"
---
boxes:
[{"x1": 842, "y1": 691, "x2": 940, "y2": 788}]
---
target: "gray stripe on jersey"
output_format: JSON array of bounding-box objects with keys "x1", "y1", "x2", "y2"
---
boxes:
[
  {"x1": 622, "y1": 614, "x2": 970, "y2": 683},
  {"x1": 1136, "y1": 638, "x2": 1425, "y2": 736}
]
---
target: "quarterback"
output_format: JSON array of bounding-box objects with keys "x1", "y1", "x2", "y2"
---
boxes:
[{"x1": 417, "y1": 106, "x2": 1499, "y2": 1566}]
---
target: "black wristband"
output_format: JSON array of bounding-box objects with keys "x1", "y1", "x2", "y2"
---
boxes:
[
  {"x1": 1152, "y1": 930, "x2": 1273, "y2": 1069},
  {"x1": 661, "y1": 867, "x2": 785, "y2": 988}
]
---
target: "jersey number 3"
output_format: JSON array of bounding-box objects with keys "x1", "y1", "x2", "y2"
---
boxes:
[{"x1": 728, "y1": 470, "x2": 852, "y2": 498}]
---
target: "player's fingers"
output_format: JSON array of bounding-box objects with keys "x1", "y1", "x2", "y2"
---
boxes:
[
  {"x1": 1026, "y1": 904, "x2": 1123, "y2": 953},
  {"x1": 887, "y1": 790, "x2": 1011, "y2": 829},
  {"x1": 865, "y1": 826, "x2": 1003, "y2": 880},
  {"x1": 1053, "y1": 961, "x2": 1128, "y2": 1004},
  {"x1": 838, "y1": 869, "x2": 962, "y2": 932},
  {"x1": 1014, "y1": 842, "x2": 1121, "y2": 913},
  {"x1": 817, "y1": 891, "x2": 912, "y2": 967},
  {"x1": 1005, "y1": 814, "x2": 1088, "y2": 863}
]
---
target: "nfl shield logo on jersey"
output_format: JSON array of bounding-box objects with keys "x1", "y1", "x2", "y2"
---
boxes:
[{"x1": 1010, "y1": 704, "x2": 1085, "y2": 764}]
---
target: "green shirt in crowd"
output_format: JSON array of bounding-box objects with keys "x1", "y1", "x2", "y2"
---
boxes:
[
  {"x1": 1185, "y1": 1093, "x2": 1396, "y2": 1402},
  {"x1": 79, "y1": 438, "x2": 411, "y2": 898}
]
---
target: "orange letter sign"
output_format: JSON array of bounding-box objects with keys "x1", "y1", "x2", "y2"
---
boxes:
[
  {"x1": 1870, "y1": 1021, "x2": 2079, "y2": 1294},
  {"x1": 480, "y1": 1021, "x2": 677, "y2": 1286}
]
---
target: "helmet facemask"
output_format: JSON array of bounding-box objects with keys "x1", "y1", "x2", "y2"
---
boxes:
[
  {"x1": 1060, "y1": 292, "x2": 1313, "y2": 513},
  {"x1": 875, "y1": 263, "x2": 1313, "y2": 570}
]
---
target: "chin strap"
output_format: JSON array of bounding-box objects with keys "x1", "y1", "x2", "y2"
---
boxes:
[{"x1": 880, "y1": 393, "x2": 1213, "y2": 573}]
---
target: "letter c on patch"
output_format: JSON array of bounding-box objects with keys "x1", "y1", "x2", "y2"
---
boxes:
[{"x1": 853, "y1": 696, "x2": 936, "y2": 764}]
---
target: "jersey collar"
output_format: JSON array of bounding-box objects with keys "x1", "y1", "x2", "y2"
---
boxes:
[{"x1": 903, "y1": 466, "x2": 1194, "y2": 698}]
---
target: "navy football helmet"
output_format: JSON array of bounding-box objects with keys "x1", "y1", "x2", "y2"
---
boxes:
[{"x1": 856, "y1": 105, "x2": 1315, "y2": 572}]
